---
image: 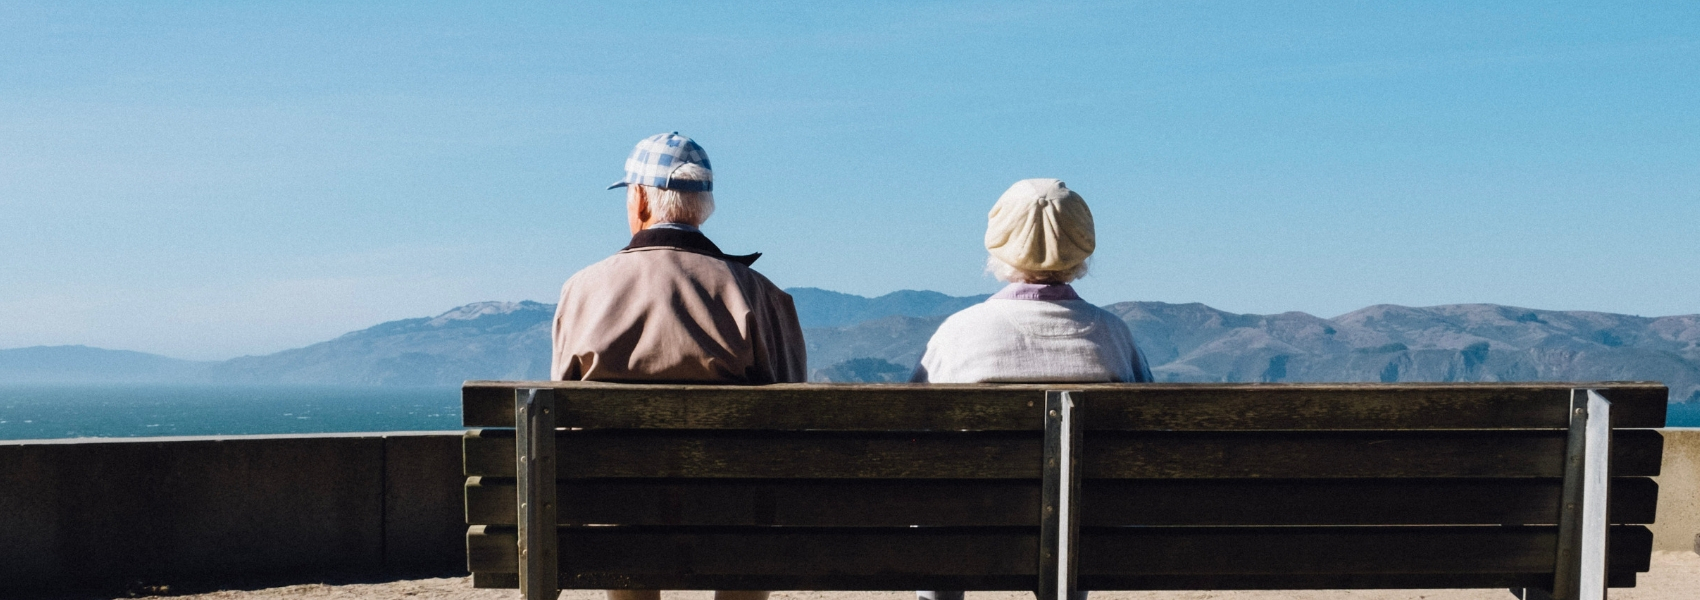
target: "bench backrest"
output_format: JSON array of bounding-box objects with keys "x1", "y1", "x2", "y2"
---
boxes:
[{"x1": 460, "y1": 382, "x2": 1667, "y2": 600}]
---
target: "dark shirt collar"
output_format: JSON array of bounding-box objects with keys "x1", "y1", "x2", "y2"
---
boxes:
[
  {"x1": 647, "y1": 222, "x2": 700, "y2": 233},
  {"x1": 623, "y1": 227, "x2": 761, "y2": 266}
]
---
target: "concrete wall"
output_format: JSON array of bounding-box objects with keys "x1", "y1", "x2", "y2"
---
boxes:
[
  {"x1": 1652, "y1": 428, "x2": 1700, "y2": 552},
  {"x1": 0, "y1": 432, "x2": 465, "y2": 591}
]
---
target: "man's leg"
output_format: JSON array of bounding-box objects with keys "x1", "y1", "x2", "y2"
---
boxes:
[
  {"x1": 715, "y1": 592, "x2": 770, "y2": 600},
  {"x1": 608, "y1": 591, "x2": 661, "y2": 600}
]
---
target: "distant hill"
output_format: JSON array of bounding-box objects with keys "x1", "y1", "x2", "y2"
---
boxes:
[
  {"x1": 1116, "y1": 301, "x2": 1700, "y2": 403},
  {"x1": 804, "y1": 315, "x2": 946, "y2": 378},
  {"x1": 786, "y1": 288, "x2": 989, "y2": 328},
  {"x1": 804, "y1": 300, "x2": 1700, "y2": 402},
  {"x1": 4, "y1": 290, "x2": 1697, "y2": 404},
  {"x1": 203, "y1": 301, "x2": 555, "y2": 386},
  {"x1": 0, "y1": 345, "x2": 211, "y2": 383}
]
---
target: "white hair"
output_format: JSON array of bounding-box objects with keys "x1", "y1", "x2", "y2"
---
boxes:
[
  {"x1": 641, "y1": 163, "x2": 716, "y2": 226},
  {"x1": 986, "y1": 255, "x2": 1090, "y2": 284}
]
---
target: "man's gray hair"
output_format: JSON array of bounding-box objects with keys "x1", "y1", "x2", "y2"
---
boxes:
[
  {"x1": 987, "y1": 254, "x2": 1090, "y2": 285},
  {"x1": 644, "y1": 163, "x2": 716, "y2": 226}
]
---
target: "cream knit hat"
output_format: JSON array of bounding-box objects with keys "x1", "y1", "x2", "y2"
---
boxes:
[{"x1": 985, "y1": 179, "x2": 1096, "y2": 272}]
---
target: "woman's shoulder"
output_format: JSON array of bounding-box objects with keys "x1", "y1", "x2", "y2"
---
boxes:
[
  {"x1": 1063, "y1": 300, "x2": 1136, "y2": 340},
  {"x1": 934, "y1": 300, "x2": 1010, "y2": 332}
]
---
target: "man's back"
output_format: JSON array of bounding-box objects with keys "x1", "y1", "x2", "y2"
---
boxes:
[{"x1": 552, "y1": 235, "x2": 806, "y2": 384}]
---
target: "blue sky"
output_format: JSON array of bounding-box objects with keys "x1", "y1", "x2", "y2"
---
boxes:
[{"x1": 2, "y1": 2, "x2": 1697, "y2": 360}]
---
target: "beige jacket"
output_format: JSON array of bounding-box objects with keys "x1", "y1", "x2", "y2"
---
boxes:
[{"x1": 551, "y1": 229, "x2": 807, "y2": 384}]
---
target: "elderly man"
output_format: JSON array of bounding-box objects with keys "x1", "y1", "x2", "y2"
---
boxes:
[
  {"x1": 553, "y1": 132, "x2": 806, "y2": 387},
  {"x1": 552, "y1": 133, "x2": 806, "y2": 600}
]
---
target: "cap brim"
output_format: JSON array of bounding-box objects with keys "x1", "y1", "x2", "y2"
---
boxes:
[{"x1": 607, "y1": 181, "x2": 630, "y2": 190}]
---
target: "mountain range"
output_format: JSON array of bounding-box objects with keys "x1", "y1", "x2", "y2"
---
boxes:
[{"x1": 3, "y1": 288, "x2": 1697, "y2": 404}]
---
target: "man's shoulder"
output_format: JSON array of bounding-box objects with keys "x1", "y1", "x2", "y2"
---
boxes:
[
  {"x1": 562, "y1": 248, "x2": 788, "y2": 299},
  {"x1": 568, "y1": 247, "x2": 719, "y2": 281}
]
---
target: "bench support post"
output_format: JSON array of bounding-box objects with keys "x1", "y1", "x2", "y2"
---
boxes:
[
  {"x1": 1541, "y1": 389, "x2": 1612, "y2": 600},
  {"x1": 1039, "y1": 390, "x2": 1082, "y2": 600},
  {"x1": 517, "y1": 388, "x2": 560, "y2": 600}
]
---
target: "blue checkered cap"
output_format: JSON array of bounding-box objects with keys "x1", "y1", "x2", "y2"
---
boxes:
[{"x1": 608, "y1": 132, "x2": 713, "y2": 192}]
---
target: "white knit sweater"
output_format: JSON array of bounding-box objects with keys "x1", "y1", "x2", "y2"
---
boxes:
[{"x1": 913, "y1": 295, "x2": 1152, "y2": 384}]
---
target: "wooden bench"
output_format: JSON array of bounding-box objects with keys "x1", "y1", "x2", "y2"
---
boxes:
[{"x1": 459, "y1": 381, "x2": 1667, "y2": 600}]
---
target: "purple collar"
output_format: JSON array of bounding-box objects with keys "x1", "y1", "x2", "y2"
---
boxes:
[{"x1": 991, "y1": 283, "x2": 1081, "y2": 301}]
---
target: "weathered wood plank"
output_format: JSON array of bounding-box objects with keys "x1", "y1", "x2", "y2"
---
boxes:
[
  {"x1": 1082, "y1": 477, "x2": 1659, "y2": 526},
  {"x1": 559, "y1": 431, "x2": 1043, "y2": 479},
  {"x1": 466, "y1": 525, "x2": 515, "y2": 577},
  {"x1": 464, "y1": 525, "x2": 1652, "y2": 589},
  {"x1": 1086, "y1": 385, "x2": 1667, "y2": 431},
  {"x1": 464, "y1": 430, "x2": 1043, "y2": 479},
  {"x1": 1080, "y1": 525, "x2": 1653, "y2": 576},
  {"x1": 462, "y1": 382, "x2": 1668, "y2": 430},
  {"x1": 464, "y1": 477, "x2": 1658, "y2": 527},
  {"x1": 464, "y1": 429, "x2": 1662, "y2": 479},
  {"x1": 1083, "y1": 430, "x2": 1664, "y2": 479},
  {"x1": 469, "y1": 478, "x2": 1038, "y2": 527},
  {"x1": 465, "y1": 571, "x2": 1639, "y2": 592},
  {"x1": 1077, "y1": 572, "x2": 1639, "y2": 591},
  {"x1": 472, "y1": 572, "x2": 519, "y2": 588},
  {"x1": 468, "y1": 526, "x2": 1037, "y2": 589},
  {"x1": 464, "y1": 382, "x2": 1042, "y2": 430},
  {"x1": 463, "y1": 428, "x2": 514, "y2": 478}
]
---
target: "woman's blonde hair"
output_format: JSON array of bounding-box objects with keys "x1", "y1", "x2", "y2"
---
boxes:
[{"x1": 987, "y1": 255, "x2": 1090, "y2": 284}]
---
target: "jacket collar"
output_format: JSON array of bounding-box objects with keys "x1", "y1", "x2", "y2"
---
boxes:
[
  {"x1": 623, "y1": 227, "x2": 761, "y2": 266},
  {"x1": 991, "y1": 282, "x2": 1081, "y2": 301}
]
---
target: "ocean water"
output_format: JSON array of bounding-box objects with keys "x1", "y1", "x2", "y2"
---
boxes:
[
  {"x1": 1667, "y1": 400, "x2": 1700, "y2": 428},
  {"x1": 2, "y1": 384, "x2": 1697, "y2": 441},
  {"x1": 0, "y1": 384, "x2": 462, "y2": 441}
]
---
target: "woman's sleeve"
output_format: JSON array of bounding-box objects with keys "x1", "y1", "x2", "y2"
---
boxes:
[{"x1": 1131, "y1": 343, "x2": 1155, "y2": 383}]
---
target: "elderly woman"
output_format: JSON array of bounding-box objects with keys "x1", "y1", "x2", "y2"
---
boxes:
[
  {"x1": 912, "y1": 178, "x2": 1153, "y2": 386},
  {"x1": 915, "y1": 180, "x2": 1149, "y2": 600}
]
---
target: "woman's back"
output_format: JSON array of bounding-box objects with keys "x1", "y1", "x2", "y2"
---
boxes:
[{"x1": 914, "y1": 288, "x2": 1151, "y2": 383}]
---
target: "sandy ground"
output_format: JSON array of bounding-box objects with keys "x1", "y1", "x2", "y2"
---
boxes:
[{"x1": 97, "y1": 552, "x2": 1698, "y2": 600}]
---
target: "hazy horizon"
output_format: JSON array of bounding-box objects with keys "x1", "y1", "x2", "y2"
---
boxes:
[{"x1": 6, "y1": 287, "x2": 1700, "y2": 363}]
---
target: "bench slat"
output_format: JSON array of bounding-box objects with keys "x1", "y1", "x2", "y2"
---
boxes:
[
  {"x1": 460, "y1": 477, "x2": 1658, "y2": 527},
  {"x1": 1087, "y1": 385, "x2": 1667, "y2": 431},
  {"x1": 464, "y1": 525, "x2": 1650, "y2": 589},
  {"x1": 1078, "y1": 572, "x2": 1637, "y2": 591},
  {"x1": 466, "y1": 429, "x2": 1042, "y2": 479},
  {"x1": 468, "y1": 525, "x2": 1039, "y2": 590},
  {"x1": 1084, "y1": 429, "x2": 1664, "y2": 479},
  {"x1": 1083, "y1": 477, "x2": 1658, "y2": 527},
  {"x1": 463, "y1": 383, "x2": 1041, "y2": 430},
  {"x1": 461, "y1": 382, "x2": 1668, "y2": 430},
  {"x1": 1082, "y1": 525, "x2": 1652, "y2": 575},
  {"x1": 469, "y1": 571, "x2": 1639, "y2": 592},
  {"x1": 461, "y1": 429, "x2": 1662, "y2": 479}
]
